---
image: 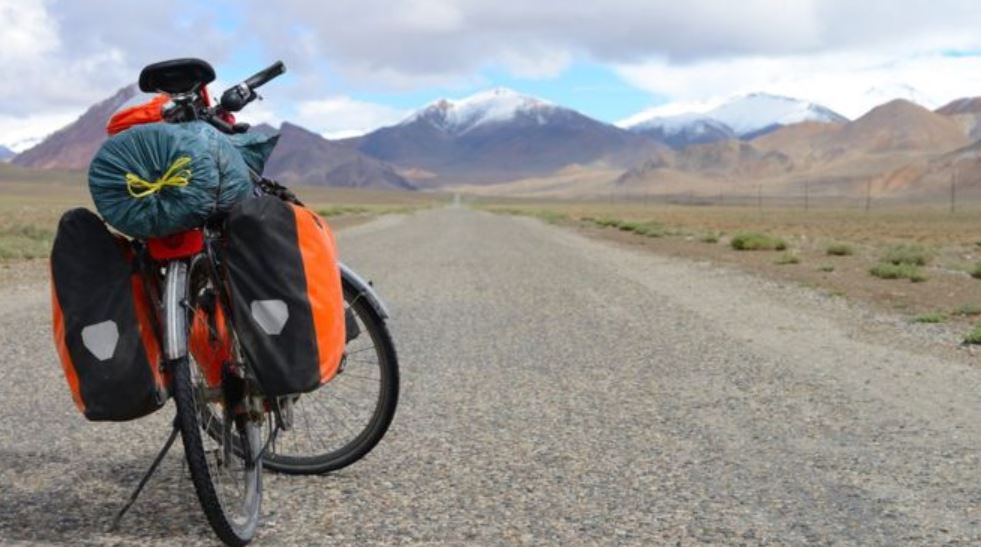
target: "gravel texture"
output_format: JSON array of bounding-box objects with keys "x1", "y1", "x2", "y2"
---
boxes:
[{"x1": 1, "y1": 206, "x2": 980, "y2": 545}]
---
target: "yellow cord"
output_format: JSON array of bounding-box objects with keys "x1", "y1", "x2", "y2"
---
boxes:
[{"x1": 125, "y1": 156, "x2": 192, "y2": 198}]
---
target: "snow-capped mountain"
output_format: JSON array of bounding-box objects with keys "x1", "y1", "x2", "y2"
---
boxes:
[
  {"x1": 5, "y1": 137, "x2": 43, "y2": 153},
  {"x1": 625, "y1": 93, "x2": 848, "y2": 145},
  {"x1": 628, "y1": 113, "x2": 735, "y2": 149},
  {"x1": 0, "y1": 145, "x2": 14, "y2": 162},
  {"x1": 356, "y1": 87, "x2": 657, "y2": 185},
  {"x1": 400, "y1": 87, "x2": 556, "y2": 135},
  {"x1": 705, "y1": 93, "x2": 848, "y2": 137}
]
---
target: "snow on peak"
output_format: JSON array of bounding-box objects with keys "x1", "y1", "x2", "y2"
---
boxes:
[
  {"x1": 623, "y1": 93, "x2": 847, "y2": 141},
  {"x1": 404, "y1": 87, "x2": 555, "y2": 133},
  {"x1": 706, "y1": 93, "x2": 847, "y2": 136},
  {"x1": 630, "y1": 112, "x2": 730, "y2": 135}
]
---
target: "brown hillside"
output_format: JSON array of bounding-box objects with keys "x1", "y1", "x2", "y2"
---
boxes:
[
  {"x1": 828, "y1": 99, "x2": 968, "y2": 154},
  {"x1": 751, "y1": 121, "x2": 842, "y2": 155},
  {"x1": 12, "y1": 85, "x2": 137, "y2": 170},
  {"x1": 935, "y1": 97, "x2": 981, "y2": 140},
  {"x1": 936, "y1": 97, "x2": 981, "y2": 115},
  {"x1": 265, "y1": 123, "x2": 414, "y2": 190}
]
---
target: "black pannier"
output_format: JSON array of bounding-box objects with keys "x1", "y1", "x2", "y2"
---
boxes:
[
  {"x1": 222, "y1": 196, "x2": 346, "y2": 396},
  {"x1": 50, "y1": 208, "x2": 167, "y2": 421}
]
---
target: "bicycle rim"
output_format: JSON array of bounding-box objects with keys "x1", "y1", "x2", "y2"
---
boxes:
[
  {"x1": 261, "y1": 286, "x2": 399, "y2": 474},
  {"x1": 175, "y1": 353, "x2": 262, "y2": 544}
]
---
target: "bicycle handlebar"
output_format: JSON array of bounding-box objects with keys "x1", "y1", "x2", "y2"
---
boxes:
[
  {"x1": 244, "y1": 61, "x2": 286, "y2": 90},
  {"x1": 219, "y1": 61, "x2": 286, "y2": 114}
]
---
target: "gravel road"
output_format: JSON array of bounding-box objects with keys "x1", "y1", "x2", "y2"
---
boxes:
[{"x1": 2, "y1": 206, "x2": 981, "y2": 545}]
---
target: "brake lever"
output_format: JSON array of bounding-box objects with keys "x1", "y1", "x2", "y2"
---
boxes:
[{"x1": 220, "y1": 83, "x2": 256, "y2": 113}]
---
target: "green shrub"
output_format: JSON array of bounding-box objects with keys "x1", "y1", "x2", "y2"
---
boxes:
[
  {"x1": 913, "y1": 312, "x2": 947, "y2": 324},
  {"x1": 882, "y1": 244, "x2": 930, "y2": 266},
  {"x1": 818, "y1": 264, "x2": 835, "y2": 273},
  {"x1": 954, "y1": 303, "x2": 981, "y2": 317},
  {"x1": 593, "y1": 217, "x2": 623, "y2": 228},
  {"x1": 699, "y1": 233, "x2": 720, "y2": 244},
  {"x1": 826, "y1": 243, "x2": 854, "y2": 256},
  {"x1": 964, "y1": 325, "x2": 981, "y2": 345},
  {"x1": 730, "y1": 232, "x2": 787, "y2": 251},
  {"x1": 611, "y1": 219, "x2": 665, "y2": 237},
  {"x1": 633, "y1": 222, "x2": 666, "y2": 238},
  {"x1": 971, "y1": 261, "x2": 981, "y2": 280},
  {"x1": 775, "y1": 252, "x2": 800, "y2": 265},
  {"x1": 869, "y1": 262, "x2": 927, "y2": 282}
]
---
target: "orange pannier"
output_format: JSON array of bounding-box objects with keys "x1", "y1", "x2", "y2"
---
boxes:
[
  {"x1": 222, "y1": 196, "x2": 346, "y2": 396},
  {"x1": 50, "y1": 208, "x2": 167, "y2": 421},
  {"x1": 106, "y1": 93, "x2": 169, "y2": 135}
]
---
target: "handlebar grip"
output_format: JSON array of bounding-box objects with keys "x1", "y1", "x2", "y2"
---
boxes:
[{"x1": 244, "y1": 61, "x2": 286, "y2": 90}]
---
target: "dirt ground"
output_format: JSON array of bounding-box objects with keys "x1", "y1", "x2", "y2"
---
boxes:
[{"x1": 479, "y1": 200, "x2": 981, "y2": 332}]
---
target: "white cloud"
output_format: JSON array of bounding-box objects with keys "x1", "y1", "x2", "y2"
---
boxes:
[
  {"x1": 0, "y1": 1, "x2": 59, "y2": 62},
  {"x1": 295, "y1": 96, "x2": 407, "y2": 139},
  {"x1": 242, "y1": 0, "x2": 981, "y2": 90},
  {"x1": 8, "y1": 0, "x2": 981, "y2": 147},
  {"x1": 0, "y1": 110, "x2": 79, "y2": 151},
  {"x1": 615, "y1": 52, "x2": 981, "y2": 121}
]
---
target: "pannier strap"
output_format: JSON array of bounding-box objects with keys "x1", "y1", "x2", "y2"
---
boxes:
[{"x1": 126, "y1": 156, "x2": 192, "y2": 198}]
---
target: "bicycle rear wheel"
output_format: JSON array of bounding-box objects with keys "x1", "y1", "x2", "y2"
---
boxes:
[{"x1": 261, "y1": 284, "x2": 399, "y2": 474}]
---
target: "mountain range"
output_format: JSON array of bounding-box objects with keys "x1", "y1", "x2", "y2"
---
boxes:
[
  {"x1": 626, "y1": 93, "x2": 849, "y2": 147},
  {"x1": 6, "y1": 85, "x2": 981, "y2": 199},
  {"x1": 349, "y1": 88, "x2": 659, "y2": 187}
]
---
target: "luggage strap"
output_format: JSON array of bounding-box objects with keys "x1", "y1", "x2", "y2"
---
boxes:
[{"x1": 125, "y1": 156, "x2": 192, "y2": 198}]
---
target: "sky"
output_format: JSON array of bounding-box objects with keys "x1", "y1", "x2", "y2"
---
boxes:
[{"x1": 4, "y1": 0, "x2": 981, "y2": 149}]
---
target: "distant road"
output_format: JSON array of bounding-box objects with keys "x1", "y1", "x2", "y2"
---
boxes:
[{"x1": 2, "y1": 207, "x2": 981, "y2": 544}]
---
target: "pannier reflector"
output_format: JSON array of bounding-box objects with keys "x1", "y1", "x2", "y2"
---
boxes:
[
  {"x1": 81, "y1": 320, "x2": 120, "y2": 361},
  {"x1": 251, "y1": 300, "x2": 289, "y2": 335}
]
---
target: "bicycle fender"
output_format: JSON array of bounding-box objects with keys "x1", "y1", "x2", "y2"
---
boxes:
[{"x1": 339, "y1": 262, "x2": 390, "y2": 320}]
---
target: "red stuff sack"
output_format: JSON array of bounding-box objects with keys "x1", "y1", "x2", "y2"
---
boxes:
[{"x1": 106, "y1": 94, "x2": 169, "y2": 135}]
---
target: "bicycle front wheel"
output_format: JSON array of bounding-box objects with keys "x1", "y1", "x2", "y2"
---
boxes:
[
  {"x1": 173, "y1": 354, "x2": 262, "y2": 545},
  {"x1": 261, "y1": 283, "x2": 399, "y2": 475}
]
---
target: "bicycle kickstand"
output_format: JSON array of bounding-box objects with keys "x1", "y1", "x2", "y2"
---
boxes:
[{"x1": 108, "y1": 420, "x2": 180, "y2": 532}]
